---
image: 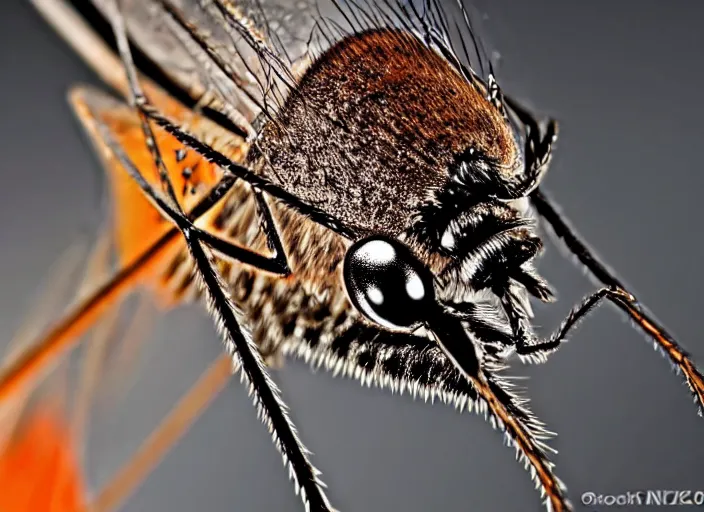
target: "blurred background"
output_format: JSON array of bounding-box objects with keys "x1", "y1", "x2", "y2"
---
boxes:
[{"x1": 1, "y1": 0, "x2": 703, "y2": 511}]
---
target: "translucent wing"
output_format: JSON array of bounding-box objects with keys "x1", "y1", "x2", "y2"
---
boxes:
[
  {"x1": 0, "y1": 60, "x2": 245, "y2": 503},
  {"x1": 40, "y1": 0, "x2": 489, "y2": 134},
  {"x1": 2, "y1": 4, "x2": 251, "y2": 505},
  {"x1": 0, "y1": 239, "x2": 233, "y2": 510},
  {"x1": 73, "y1": 0, "x2": 320, "y2": 134}
]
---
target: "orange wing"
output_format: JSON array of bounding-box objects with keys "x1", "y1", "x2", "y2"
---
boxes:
[
  {"x1": 0, "y1": 2, "x2": 250, "y2": 509},
  {"x1": 0, "y1": 408, "x2": 86, "y2": 512}
]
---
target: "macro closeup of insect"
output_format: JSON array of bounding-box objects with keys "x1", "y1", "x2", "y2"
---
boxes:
[{"x1": 1, "y1": 0, "x2": 703, "y2": 510}]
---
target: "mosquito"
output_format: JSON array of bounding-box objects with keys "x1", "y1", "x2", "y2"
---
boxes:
[{"x1": 2, "y1": 0, "x2": 703, "y2": 510}]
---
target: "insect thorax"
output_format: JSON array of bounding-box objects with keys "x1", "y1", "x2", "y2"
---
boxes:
[
  {"x1": 254, "y1": 29, "x2": 520, "y2": 236},
  {"x1": 163, "y1": 27, "x2": 549, "y2": 363}
]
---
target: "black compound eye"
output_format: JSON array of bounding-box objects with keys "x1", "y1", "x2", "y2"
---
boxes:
[{"x1": 343, "y1": 235, "x2": 435, "y2": 330}]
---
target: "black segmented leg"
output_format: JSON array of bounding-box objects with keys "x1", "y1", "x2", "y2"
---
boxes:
[
  {"x1": 95, "y1": 118, "x2": 290, "y2": 276},
  {"x1": 514, "y1": 287, "x2": 617, "y2": 362},
  {"x1": 108, "y1": 2, "x2": 335, "y2": 509},
  {"x1": 141, "y1": 102, "x2": 358, "y2": 239},
  {"x1": 450, "y1": 286, "x2": 640, "y2": 366},
  {"x1": 503, "y1": 92, "x2": 704, "y2": 414},
  {"x1": 532, "y1": 190, "x2": 704, "y2": 414}
]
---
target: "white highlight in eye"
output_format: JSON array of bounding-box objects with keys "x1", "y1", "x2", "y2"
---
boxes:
[
  {"x1": 367, "y1": 286, "x2": 384, "y2": 306},
  {"x1": 406, "y1": 274, "x2": 425, "y2": 300},
  {"x1": 359, "y1": 239, "x2": 396, "y2": 264},
  {"x1": 440, "y1": 230, "x2": 455, "y2": 250}
]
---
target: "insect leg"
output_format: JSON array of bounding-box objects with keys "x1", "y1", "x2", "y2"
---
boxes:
[
  {"x1": 532, "y1": 189, "x2": 704, "y2": 414},
  {"x1": 97, "y1": 118, "x2": 289, "y2": 275},
  {"x1": 142, "y1": 102, "x2": 358, "y2": 238},
  {"x1": 513, "y1": 287, "x2": 619, "y2": 361},
  {"x1": 110, "y1": 0, "x2": 202, "y2": 213},
  {"x1": 452, "y1": 287, "x2": 651, "y2": 366},
  {"x1": 503, "y1": 94, "x2": 704, "y2": 413},
  {"x1": 107, "y1": 5, "x2": 335, "y2": 509}
]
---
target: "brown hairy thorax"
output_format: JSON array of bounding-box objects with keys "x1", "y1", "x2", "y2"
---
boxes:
[
  {"x1": 173, "y1": 27, "x2": 527, "y2": 361},
  {"x1": 162, "y1": 27, "x2": 522, "y2": 357},
  {"x1": 253, "y1": 28, "x2": 520, "y2": 237},
  {"x1": 165, "y1": 27, "x2": 530, "y2": 361}
]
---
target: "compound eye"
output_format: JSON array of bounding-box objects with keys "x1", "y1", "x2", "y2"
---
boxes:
[{"x1": 343, "y1": 235, "x2": 435, "y2": 330}]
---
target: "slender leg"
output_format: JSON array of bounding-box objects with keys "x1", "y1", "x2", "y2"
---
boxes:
[
  {"x1": 531, "y1": 190, "x2": 704, "y2": 414},
  {"x1": 503, "y1": 93, "x2": 704, "y2": 414},
  {"x1": 453, "y1": 287, "x2": 642, "y2": 367},
  {"x1": 108, "y1": 3, "x2": 335, "y2": 509},
  {"x1": 514, "y1": 287, "x2": 616, "y2": 362},
  {"x1": 98, "y1": 121, "x2": 290, "y2": 275},
  {"x1": 138, "y1": 101, "x2": 358, "y2": 239}
]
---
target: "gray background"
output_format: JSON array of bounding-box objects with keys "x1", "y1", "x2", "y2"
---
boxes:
[{"x1": 1, "y1": 1, "x2": 703, "y2": 511}]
